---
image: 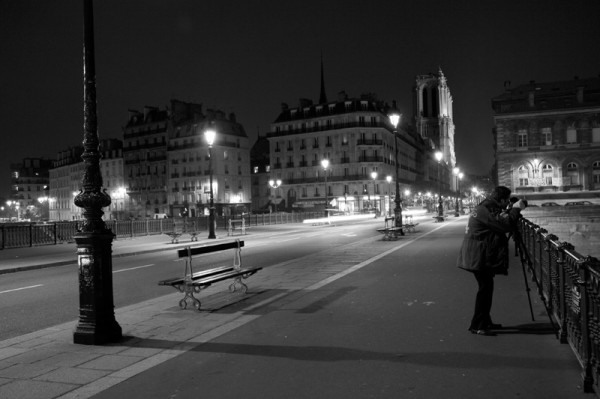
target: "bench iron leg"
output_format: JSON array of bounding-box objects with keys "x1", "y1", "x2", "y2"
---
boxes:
[
  {"x1": 229, "y1": 276, "x2": 248, "y2": 294},
  {"x1": 176, "y1": 283, "x2": 202, "y2": 311}
]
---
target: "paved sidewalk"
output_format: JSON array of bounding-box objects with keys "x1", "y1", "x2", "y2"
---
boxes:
[{"x1": 0, "y1": 218, "x2": 587, "y2": 398}]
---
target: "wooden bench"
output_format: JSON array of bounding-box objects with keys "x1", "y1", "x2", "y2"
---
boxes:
[
  {"x1": 377, "y1": 216, "x2": 404, "y2": 240},
  {"x1": 165, "y1": 232, "x2": 183, "y2": 244},
  {"x1": 227, "y1": 218, "x2": 246, "y2": 236},
  {"x1": 158, "y1": 240, "x2": 262, "y2": 310},
  {"x1": 433, "y1": 215, "x2": 448, "y2": 223}
]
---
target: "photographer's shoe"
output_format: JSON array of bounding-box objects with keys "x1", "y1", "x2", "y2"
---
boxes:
[{"x1": 488, "y1": 323, "x2": 503, "y2": 330}]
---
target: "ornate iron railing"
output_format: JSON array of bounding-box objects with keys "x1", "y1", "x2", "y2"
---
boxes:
[
  {"x1": 0, "y1": 212, "x2": 321, "y2": 250},
  {"x1": 519, "y1": 217, "x2": 600, "y2": 394}
]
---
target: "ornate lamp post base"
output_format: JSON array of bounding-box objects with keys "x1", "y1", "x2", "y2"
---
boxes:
[{"x1": 73, "y1": 232, "x2": 122, "y2": 345}]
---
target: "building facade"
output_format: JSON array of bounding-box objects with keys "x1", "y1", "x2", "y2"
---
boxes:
[
  {"x1": 167, "y1": 107, "x2": 252, "y2": 218},
  {"x1": 8, "y1": 158, "x2": 53, "y2": 221},
  {"x1": 48, "y1": 139, "x2": 123, "y2": 221},
  {"x1": 414, "y1": 68, "x2": 456, "y2": 192},
  {"x1": 123, "y1": 105, "x2": 170, "y2": 218},
  {"x1": 123, "y1": 99, "x2": 252, "y2": 219},
  {"x1": 266, "y1": 91, "x2": 434, "y2": 215},
  {"x1": 492, "y1": 76, "x2": 600, "y2": 202}
]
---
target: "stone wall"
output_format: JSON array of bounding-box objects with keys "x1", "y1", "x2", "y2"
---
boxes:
[{"x1": 521, "y1": 206, "x2": 600, "y2": 258}]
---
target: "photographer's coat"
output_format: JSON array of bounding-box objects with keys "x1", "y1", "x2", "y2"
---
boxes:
[{"x1": 457, "y1": 198, "x2": 523, "y2": 275}]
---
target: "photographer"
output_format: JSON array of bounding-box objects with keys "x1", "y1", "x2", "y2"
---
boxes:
[{"x1": 456, "y1": 186, "x2": 527, "y2": 336}]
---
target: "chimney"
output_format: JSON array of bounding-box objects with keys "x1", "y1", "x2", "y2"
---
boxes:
[
  {"x1": 577, "y1": 86, "x2": 584, "y2": 103},
  {"x1": 281, "y1": 103, "x2": 289, "y2": 111},
  {"x1": 229, "y1": 112, "x2": 236, "y2": 123}
]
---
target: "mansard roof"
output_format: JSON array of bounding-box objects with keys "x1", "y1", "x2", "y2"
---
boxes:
[{"x1": 273, "y1": 95, "x2": 386, "y2": 124}]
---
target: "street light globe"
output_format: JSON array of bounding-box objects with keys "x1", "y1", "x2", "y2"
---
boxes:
[
  {"x1": 435, "y1": 151, "x2": 443, "y2": 162},
  {"x1": 321, "y1": 159, "x2": 329, "y2": 169},
  {"x1": 453, "y1": 166, "x2": 460, "y2": 175},
  {"x1": 371, "y1": 171, "x2": 378, "y2": 180},
  {"x1": 386, "y1": 175, "x2": 392, "y2": 183},
  {"x1": 388, "y1": 112, "x2": 401, "y2": 129},
  {"x1": 458, "y1": 172, "x2": 464, "y2": 179},
  {"x1": 404, "y1": 189, "x2": 410, "y2": 196},
  {"x1": 204, "y1": 129, "x2": 216, "y2": 146}
]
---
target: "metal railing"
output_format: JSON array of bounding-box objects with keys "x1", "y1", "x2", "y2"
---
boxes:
[
  {"x1": 0, "y1": 212, "x2": 322, "y2": 250},
  {"x1": 519, "y1": 217, "x2": 600, "y2": 394}
]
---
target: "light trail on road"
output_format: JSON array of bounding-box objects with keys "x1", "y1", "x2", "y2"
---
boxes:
[
  {"x1": 113, "y1": 264, "x2": 155, "y2": 273},
  {"x1": 0, "y1": 284, "x2": 43, "y2": 295}
]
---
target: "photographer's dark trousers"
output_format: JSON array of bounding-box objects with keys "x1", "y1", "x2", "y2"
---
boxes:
[{"x1": 470, "y1": 269, "x2": 495, "y2": 330}]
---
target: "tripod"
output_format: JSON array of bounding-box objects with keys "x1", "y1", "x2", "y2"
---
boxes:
[{"x1": 511, "y1": 229, "x2": 559, "y2": 338}]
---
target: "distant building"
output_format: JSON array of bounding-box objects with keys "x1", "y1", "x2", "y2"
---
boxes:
[
  {"x1": 167, "y1": 105, "x2": 252, "y2": 218},
  {"x1": 122, "y1": 105, "x2": 170, "y2": 218},
  {"x1": 8, "y1": 158, "x2": 53, "y2": 220},
  {"x1": 492, "y1": 76, "x2": 600, "y2": 203},
  {"x1": 49, "y1": 146, "x2": 84, "y2": 221},
  {"x1": 414, "y1": 68, "x2": 456, "y2": 192},
  {"x1": 250, "y1": 135, "x2": 271, "y2": 212},
  {"x1": 267, "y1": 92, "x2": 435, "y2": 214},
  {"x1": 123, "y1": 100, "x2": 251, "y2": 218},
  {"x1": 48, "y1": 139, "x2": 123, "y2": 221}
]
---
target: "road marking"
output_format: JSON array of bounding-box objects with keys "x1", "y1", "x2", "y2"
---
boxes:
[
  {"x1": 0, "y1": 284, "x2": 43, "y2": 294},
  {"x1": 341, "y1": 233, "x2": 357, "y2": 237},
  {"x1": 113, "y1": 264, "x2": 154, "y2": 273}
]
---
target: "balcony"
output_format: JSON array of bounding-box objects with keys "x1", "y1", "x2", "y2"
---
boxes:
[
  {"x1": 357, "y1": 139, "x2": 382, "y2": 146},
  {"x1": 358, "y1": 156, "x2": 383, "y2": 163}
]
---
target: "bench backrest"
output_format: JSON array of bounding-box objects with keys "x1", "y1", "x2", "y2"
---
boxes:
[
  {"x1": 179, "y1": 239, "x2": 244, "y2": 279},
  {"x1": 177, "y1": 240, "x2": 245, "y2": 258}
]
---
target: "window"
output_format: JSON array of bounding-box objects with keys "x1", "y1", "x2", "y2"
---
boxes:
[
  {"x1": 592, "y1": 127, "x2": 600, "y2": 143},
  {"x1": 517, "y1": 129, "x2": 528, "y2": 147},
  {"x1": 593, "y1": 162, "x2": 600, "y2": 184},
  {"x1": 541, "y1": 127, "x2": 552, "y2": 145},
  {"x1": 519, "y1": 178, "x2": 529, "y2": 186},
  {"x1": 542, "y1": 164, "x2": 553, "y2": 185},
  {"x1": 567, "y1": 162, "x2": 579, "y2": 185},
  {"x1": 567, "y1": 128, "x2": 577, "y2": 144}
]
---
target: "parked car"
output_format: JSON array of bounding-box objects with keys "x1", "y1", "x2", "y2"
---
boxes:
[
  {"x1": 564, "y1": 201, "x2": 594, "y2": 206},
  {"x1": 541, "y1": 202, "x2": 561, "y2": 207}
]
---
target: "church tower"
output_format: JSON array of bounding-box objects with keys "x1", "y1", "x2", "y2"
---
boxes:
[{"x1": 414, "y1": 68, "x2": 456, "y2": 169}]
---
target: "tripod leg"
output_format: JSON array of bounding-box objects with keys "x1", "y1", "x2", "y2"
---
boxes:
[{"x1": 517, "y1": 244, "x2": 536, "y2": 321}]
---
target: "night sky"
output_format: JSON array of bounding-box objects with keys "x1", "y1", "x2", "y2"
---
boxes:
[{"x1": 1, "y1": 0, "x2": 599, "y2": 198}]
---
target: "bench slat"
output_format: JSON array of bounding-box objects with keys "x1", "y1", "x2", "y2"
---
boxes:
[
  {"x1": 191, "y1": 267, "x2": 262, "y2": 286},
  {"x1": 176, "y1": 241, "x2": 244, "y2": 258},
  {"x1": 158, "y1": 265, "x2": 236, "y2": 286}
]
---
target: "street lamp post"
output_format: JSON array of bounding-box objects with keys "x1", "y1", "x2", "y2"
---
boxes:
[
  {"x1": 435, "y1": 151, "x2": 443, "y2": 217},
  {"x1": 205, "y1": 129, "x2": 217, "y2": 239},
  {"x1": 371, "y1": 171, "x2": 378, "y2": 215},
  {"x1": 73, "y1": 0, "x2": 122, "y2": 345},
  {"x1": 453, "y1": 167, "x2": 460, "y2": 217},
  {"x1": 388, "y1": 110, "x2": 403, "y2": 234},
  {"x1": 268, "y1": 179, "x2": 282, "y2": 212},
  {"x1": 321, "y1": 159, "x2": 329, "y2": 217},
  {"x1": 386, "y1": 175, "x2": 392, "y2": 216}
]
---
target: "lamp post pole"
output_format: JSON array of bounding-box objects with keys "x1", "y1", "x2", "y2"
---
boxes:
[
  {"x1": 388, "y1": 109, "x2": 403, "y2": 234},
  {"x1": 73, "y1": 0, "x2": 122, "y2": 345},
  {"x1": 453, "y1": 167, "x2": 460, "y2": 217},
  {"x1": 205, "y1": 129, "x2": 217, "y2": 239},
  {"x1": 386, "y1": 175, "x2": 392, "y2": 216},
  {"x1": 268, "y1": 179, "x2": 282, "y2": 212},
  {"x1": 435, "y1": 151, "x2": 443, "y2": 217},
  {"x1": 371, "y1": 171, "x2": 378, "y2": 216},
  {"x1": 321, "y1": 159, "x2": 329, "y2": 217}
]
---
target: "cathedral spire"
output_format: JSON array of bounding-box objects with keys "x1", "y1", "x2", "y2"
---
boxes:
[{"x1": 319, "y1": 52, "x2": 328, "y2": 104}]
